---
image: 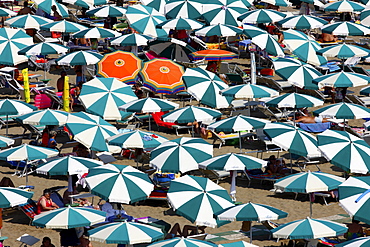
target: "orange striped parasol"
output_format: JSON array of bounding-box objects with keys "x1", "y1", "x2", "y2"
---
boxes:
[
  {"x1": 97, "y1": 50, "x2": 142, "y2": 83},
  {"x1": 189, "y1": 49, "x2": 238, "y2": 61}
]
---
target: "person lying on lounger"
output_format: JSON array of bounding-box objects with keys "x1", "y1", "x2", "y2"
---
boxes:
[{"x1": 166, "y1": 223, "x2": 207, "y2": 239}]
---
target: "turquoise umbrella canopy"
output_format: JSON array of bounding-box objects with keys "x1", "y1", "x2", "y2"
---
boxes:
[{"x1": 0, "y1": 187, "x2": 33, "y2": 208}]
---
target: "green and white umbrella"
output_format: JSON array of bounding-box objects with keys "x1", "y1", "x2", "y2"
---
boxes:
[
  {"x1": 148, "y1": 238, "x2": 217, "y2": 247},
  {"x1": 88, "y1": 222, "x2": 164, "y2": 244},
  {"x1": 317, "y1": 129, "x2": 370, "y2": 174},
  {"x1": 322, "y1": 0, "x2": 365, "y2": 12},
  {"x1": 283, "y1": 29, "x2": 327, "y2": 66},
  {"x1": 79, "y1": 77, "x2": 138, "y2": 120},
  {"x1": 40, "y1": 20, "x2": 88, "y2": 33},
  {"x1": 85, "y1": 164, "x2": 154, "y2": 204},
  {"x1": 321, "y1": 21, "x2": 370, "y2": 36},
  {"x1": 56, "y1": 51, "x2": 103, "y2": 66},
  {"x1": 0, "y1": 187, "x2": 33, "y2": 208},
  {"x1": 317, "y1": 44, "x2": 370, "y2": 59},
  {"x1": 32, "y1": 206, "x2": 106, "y2": 229},
  {"x1": 66, "y1": 112, "x2": 119, "y2": 152},
  {"x1": 277, "y1": 15, "x2": 328, "y2": 29},
  {"x1": 0, "y1": 28, "x2": 34, "y2": 66},
  {"x1": 157, "y1": 17, "x2": 203, "y2": 30},
  {"x1": 148, "y1": 38, "x2": 196, "y2": 62},
  {"x1": 111, "y1": 33, "x2": 153, "y2": 46},
  {"x1": 271, "y1": 218, "x2": 347, "y2": 240},
  {"x1": 167, "y1": 175, "x2": 235, "y2": 227},
  {"x1": 360, "y1": 85, "x2": 370, "y2": 96},
  {"x1": 312, "y1": 72, "x2": 370, "y2": 89},
  {"x1": 141, "y1": 0, "x2": 167, "y2": 14},
  {"x1": 150, "y1": 137, "x2": 213, "y2": 173},
  {"x1": 0, "y1": 135, "x2": 14, "y2": 147},
  {"x1": 338, "y1": 176, "x2": 370, "y2": 225},
  {"x1": 264, "y1": 122, "x2": 321, "y2": 158},
  {"x1": 237, "y1": 9, "x2": 286, "y2": 24},
  {"x1": 86, "y1": 5, "x2": 127, "y2": 17},
  {"x1": 5, "y1": 14, "x2": 52, "y2": 30},
  {"x1": 36, "y1": 156, "x2": 103, "y2": 176},
  {"x1": 219, "y1": 241, "x2": 258, "y2": 247},
  {"x1": 164, "y1": 0, "x2": 203, "y2": 19},
  {"x1": 119, "y1": 98, "x2": 179, "y2": 113},
  {"x1": 360, "y1": 9, "x2": 370, "y2": 26},
  {"x1": 34, "y1": 0, "x2": 69, "y2": 18},
  {"x1": 313, "y1": 102, "x2": 370, "y2": 119},
  {"x1": 220, "y1": 84, "x2": 279, "y2": 98},
  {"x1": 261, "y1": 0, "x2": 291, "y2": 6},
  {"x1": 265, "y1": 93, "x2": 324, "y2": 109},
  {"x1": 183, "y1": 67, "x2": 233, "y2": 109},
  {"x1": 272, "y1": 57, "x2": 322, "y2": 89},
  {"x1": 72, "y1": 27, "x2": 121, "y2": 38},
  {"x1": 195, "y1": 24, "x2": 243, "y2": 37},
  {"x1": 0, "y1": 7, "x2": 16, "y2": 17},
  {"x1": 336, "y1": 237, "x2": 370, "y2": 247},
  {"x1": 202, "y1": 0, "x2": 250, "y2": 26},
  {"x1": 18, "y1": 42, "x2": 69, "y2": 56},
  {"x1": 0, "y1": 144, "x2": 58, "y2": 161},
  {"x1": 162, "y1": 105, "x2": 222, "y2": 124},
  {"x1": 64, "y1": 0, "x2": 108, "y2": 8},
  {"x1": 107, "y1": 130, "x2": 168, "y2": 149},
  {"x1": 15, "y1": 109, "x2": 69, "y2": 126}
]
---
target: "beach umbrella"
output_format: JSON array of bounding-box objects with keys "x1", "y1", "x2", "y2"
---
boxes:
[
  {"x1": 4, "y1": 14, "x2": 52, "y2": 30},
  {"x1": 148, "y1": 238, "x2": 217, "y2": 247},
  {"x1": 220, "y1": 84, "x2": 279, "y2": 98},
  {"x1": 237, "y1": 9, "x2": 286, "y2": 24},
  {"x1": 183, "y1": 67, "x2": 233, "y2": 109},
  {"x1": 141, "y1": 0, "x2": 167, "y2": 13},
  {"x1": 312, "y1": 72, "x2": 370, "y2": 89},
  {"x1": 195, "y1": 24, "x2": 243, "y2": 37},
  {"x1": 111, "y1": 33, "x2": 153, "y2": 46},
  {"x1": 126, "y1": 5, "x2": 167, "y2": 38},
  {"x1": 313, "y1": 102, "x2": 370, "y2": 119},
  {"x1": 162, "y1": 105, "x2": 222, "y2": 124},
  {"x1": 68, "y1": 0, "x2": 108, "y2": 7},
  {"x1": 277, "y1": 15, "x2": 328, "y2": 29},
  {"x1": 189, "y1": 49, "x2": 238, "y2": 61},
  {"x1": 360, "y1": 9, "x2": 370, "y2": 26},
  {"x1": 86, "y1": 5, "x2": 127, "y2": 17},
  {"x1": 0, "y1": 136, "x2": 14, "y2": 147},
  {"x1": 150, "y1": 137, "x2": 213, "y2": 173},
  {"x1": 141, "y1": 58, "x2": 185, "y2": 94},
  {"x1": 321, "y1": 21, "x2": 370, "y2": 36},
  {"x1": 66, "y1": 112, "x2": 119, "y2": 152},
  {"x1": 167, "y1": 175, "x2": 235, "y2": 227},
  {"x1": 265, "y1": 93, "x2": 324, "y2": 108},
  {"x1": 32, "y1": 206, "x2": 106, "y2": 229},
  {"x1": 360, "y1": 85, "x2": 370, "y2": 96},
  {"x1": 157, "y1": 17, "x2": 203, "y2": 30},
  {"x1": 301, "y1": 0, "x2": 324, "y2": 6},
  {"x1": 61, "y1": 0, "x2": 91, "y2": 9},
  {"x1": 336, "y1": 237, "x2": 370, "y2": 247},
  {"x1": 317, "y1": 44, "x2": 370, "y2": 59},
  {"x1": 56, "y1": 51, "x2": 103, "y2": 66},
  {"x1": 317, "y1": 129, "x2": 370, "y2": 174},
  {"x1": 148, "y1": 38, "x2": 196, "y2": 62},
  {"x1": 219, "y1": 241, "x2": 258, "y2": 247},
  {"x1": 34, "y1": 0, "x2": 69, "y2": 18},
  {"x1": 85, "y1": 164, "x2": 154, "y2": 204},
  {"x1": 283, "y1": 29, "x2": 327, "y2": 66},
  {"x1": 18, "y1": 42, "x2": 68, "y2": 56},
  {"x1": 36, "y1": 156, "x2": 103, "y2": 176},
  {"x1": 202, "y1": 0, "x2": 250, "y2": 26},
  {"x1": 263, "y1": 122, "x2": 322, "y2": 158},
  {"x1": 164, "y1": 0, "x2": 203, "y2": 19},
  {"x1": 40, "y1": 20, "x2": 88, "y2": 33},
  {"x1": 97, "y1": 50, "x2": 142, "y2": 83},
  {"x1": 271, "y1": 218, "x2": 347, "y2": 239},
  {"x1": 0, "y1": 28, "x2": 33, "y2": 66},
  {"x1": 107, "y1": 130, "x2": 168, "y2": 149},
  {"x1": 338, "y1": 176, "x2": 370, "y2": 224},
  {"x1": 0, "y1": 8, "x2": 16, "y2": 17},
  {"x1": 0, "y1": 187, "x2": 33, "y2": 208},
  {"x1": 0, "y1": 144, "x2": 58, "y2": 161},
  {"x1": 15, "y1": 109, "x2": 69, "y2": 126},
  {"x1": 88, "y1": 222, "x2": 164, "y2": 244},
  {"x1": 261, "y1": 0, "x2": 291, "y2": 6},
  {"x1": 272, "y1": 57, "x2": 322, "y2": 89},
  {"x1": 322, "y1": 0, "x2": 365, "y2": 12},
  {"x1": 79, "y1": 77, "x2": 138, "y2": 120},
  {"x1": 72, "y1": 27, "x2": 121, "y2": 38}
]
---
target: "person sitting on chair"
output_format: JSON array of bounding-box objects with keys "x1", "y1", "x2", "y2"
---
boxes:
[
  {"x1": 48, "y1": 131, "x2": 58, "y2": 149},
  {"x1": 266, "y1": 155, "x2": 288, "y2": 175},
  {"x1": 345, "y1": 219, "x2": 364, "y2": 240},
  {"x1": 37, "y1": 189, "x2": 59, "y2": 214}
]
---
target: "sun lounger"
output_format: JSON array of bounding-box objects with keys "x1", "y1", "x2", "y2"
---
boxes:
[
  {"x1": 345, "y1": 94, "x2": 370, "y2": 107},
  {"x1": 297, "y1": 122, "x2": 332, "y2": 133},
  {"x1": 15, "y1": 119, "x2": 45, "y2": 140},
  {"x1": 256, "y1": 76, "x2": 283, "y2": 92},
  {"x1": 59, "y1": 141, "x2": 79, "y2": 155},
  {"x1": 244, "y1": 169, "x2": 285, "y2": 187},
  {"x1": 18, "y1": 199, "x2": 38, "y2": 225},
  {"x1": 209, "y1": 129, "x2": 254, "y2": 149},
  {"x1": 200, "y1": 169, "x2": 230, "y2": 184},
  {"x1": 294, "y1": 156, "x2": 327, "y2": 171}
]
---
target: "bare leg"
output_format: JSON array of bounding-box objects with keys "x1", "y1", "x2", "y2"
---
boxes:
[{"x1": 165, "y1": 223, "x2": 182, "y2": 239}]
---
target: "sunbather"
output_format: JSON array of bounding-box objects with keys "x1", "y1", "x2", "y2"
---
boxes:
[
  {"x1": 345, "y1": 219, "x2": 364, "y2": 240},
  {"x1": 166, "y1": 223, "x2": 206, "y2": 239},
  {"x1": 266, "y1": 155, "x2": 288, "y2": 175},
  {"x1": 318, "y1": 33, "x2": 338, "y2": 43},
  {"x1": 294, "y1": 116, "x2": 330, "y2": 124}
]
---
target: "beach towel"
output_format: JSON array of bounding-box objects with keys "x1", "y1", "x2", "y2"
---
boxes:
[{"x1": 298, "y1": 122, "x2": 331, "y2": 133}]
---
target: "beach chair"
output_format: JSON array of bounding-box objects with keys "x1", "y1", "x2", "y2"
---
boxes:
[
  {"x1": 296, "y1": 88, "x2": 326, "y2": 101},
  {"x1": 255, "y1": 128, "x2": 282, "y2": 155},
  {"x1": 152, "y1": 112, "x2": 192, "y2": 136},
  {"x1": 34, "y1": 31, "x2": 61, "y2": 43},
  {"x1": 345, "y1": 94, "x2": 370, "y2": 107},
  {"x1": 294, "y1": 156, "x2": 327, "y2": 171},
  {"x1": 59, "y1": 141, "x2": 79, "y2": 155},
  {"x1": 256, "y1": 76, "x2": 283, "y2": 92},
  {"x1": 200, "y1": 169, "x2": 230, "y2": 184},
  {"x1": 28, "y1": 55, "x2": 57, "y2": 73},
  {"x1": 10, "y1": 136, "x2": 23, "y2": 148},
  {"x1": 18, "y1": 199, "x2": 38, "y2": 225},
  {"x1": 15, "y1": 119, "x2": 45, "y2": 140},
  {"x1": 209, "y1": 129, "x2": 254, "y2": 149},
  {"x1": 43, "y1": 90, "x2": 63, "y2": 110},
  {"x1": 255, "y1": 105, "x2": 287, "y2": 121}
]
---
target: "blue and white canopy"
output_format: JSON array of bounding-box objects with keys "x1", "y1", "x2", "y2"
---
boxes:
[
  {"x1": 56, "y1": 51, "x2": 103, "y2": 66},
  {"x1": 265, "y1": 93, "x2": 324, "y2": 109},
  {"x1": 34, "y1": 0, "x2": 69, "y2": 17},
  {"x1": 208, "y1": 115, "x2": 269, "y2": 132},
  {"x1": 0, "y1": 7, "x2": 16, "y2": 17},
  {"x1": 261, "y1": 0, "x2": 291, "y2": 6},
  {"x1": 86, "y1": 5, "x2": 127, "y2": 17},
  {"x1": 107, "y1": 130, "x2": 168, "y2": 149},
  {"x1": 162, "y1": 105, "x2": 221, "y2": 124},
  {"x1": 313, "y1": 103, "x2": 370, "y2": 119},
  {"x1": 220, "y1": 84, "x2": 279, "y2": 98},
  {"x1": 317, "y1": 44, "x2": 370, "y2": 59},
  {"x1": 40, "y1": 20, "x2": 88, "y2": 33},
  {"x1": 72, "y1": 27, "x2": 121, "y2": 38},
  {"x1": 0, "y1": 135, "x2": 14, "y2": 148},
  {"x1": 312, "y1": 72, "x2": 370, "y2": 89},
  {"x1": 322, "y1": 0, "x2": 365, "y2": 12},
  {"x1": 111, "y1": 33, "x2": 153, "y2": 46},
  {"x1": 238, "y1": 9, "x2": 286, "y2": 24},
  {"x1": 157, "y1": 17, "x2": 203, "y2": 30},
  {"x1": 164, "y1": 0, "x2": 203, "y2": 19},
  {"x1": 219, "y1": 241, "x2": 259, "y2": 247},
  {"x1": 18, "y1": 42, "x2": 69, "y2": 56},
  {"x1": 321, "y1": 21, "x2": 370, "y2": 36},
  {"x1": 336, "y1": 237, "x2": 370, "y2": 247},
  {"x1": 0, "y1": 99, "x2": 37, "y2": 116},
  {"x1": 202, "y1": 0, "x2": 250, "y2": 26},
  {"x1": 141, "y1": 0, "x2": 167, "y2": 14},
  {"x1": 199, "y1": 153, "x2": 267, "y2": 171},
  {"x1": 0, "y1": 187, "x2": 33, "y2": 208},
  {"x1": 0, "y1": 144, "x2": 59, "y2": 161},
  {"x1": 148, "y1": 237, "x2": 217, "y2": 247},
  {"x1": 195, "y1": 24, "x2": 243, "y2": 37},
  {"x1": 119, "y1": 98, "x2": 179, "y2": 113},
  {"x1": 5, "y1": 14, "x2": 52, "y2": 30},
  {"x1": 277, "y1": 15, "x2": 328, "y2": 29},
  {"x1": 15, "y1": 109, "x2": 69, "y2": 126}
]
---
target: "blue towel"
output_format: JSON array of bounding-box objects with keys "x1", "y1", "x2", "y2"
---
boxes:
[{"x1": 299, "y1": 122, "x2": 331, "y2": 133}]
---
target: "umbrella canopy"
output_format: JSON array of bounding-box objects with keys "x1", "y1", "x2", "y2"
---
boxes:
[
  {"x1": 141, "y1": 0, "x2": 166, "y2": 13},
  {"x1": 202, "y1": 0, "x2": 250, "y2": 26},
  {"x1": 148, "y1": 38, "x2": 196, "y2": 62},
  {"x1": 360, "y1": 9, "x2": 370, "y2": 26},
  {"x1": 157, "y1": 17, "x2": 203, "y2": 30},
  {"x1": 111, "y1": 33, "x2": 153, "y2": 46},
  {"x1": 150, "y1": 137, "x2": 213, "y2": 173},
  {"x1": 0, "y1": 135, "x2": 14, "y2": 147},
  {"x1": 0, "y1": 7, "x2": 16, "y2": 17},
  {"x1": 32, "y1": 206, "x2": 106, "y2": 229},
  {"x1": 0, "y1": 99, "x2": 37, "y2": 116},
  {"x1": 0, "y1": 144, "x2": 58, "y2": 161},
  {"x1": 277, "y1": 15, "x2": 328, "y2": 29},
  {"x1": 313, "y1": 102, "x2": 370, "y2": 119},
  {"x1": 283, "y1": 29, "x2": 327, "y2": 66},
  {"x1": 189, "y1": 49, "x2": 238, "y2": 61},
  {"x1": 0, "y1": 28, "x2": 33, "y2": 66},
  {"x1": 195, "y1": 24, "x2": 243, "y2": 37},
  {"x1": 148, "y1": 237, "x2": 217, "y2": 247},
  {"x1": 301, "y1": 0, "x2": 324, "y2": 6},
  {"x1": 15, "y1": 109, "x2": 69, "y2": 126},
  {"x1": 164, "y1": 0, "x2": 203, "y2": 19},
  {"x1": 119, "y1": 98, "x2": 179, "y2": 113},
  {"x1": 88, "y1": 222, "x2": 164, "y2": 244},
  {"x1": 5, "y1": 14, "x2": 52, "y2": 30},
  {"x1": 56, "y1": 51, "x2": 103, "y2": 66},
  {"x1": 36, "y1": 156, "x2": 103, "y2": 176},
  {"x1": 79, "y1": 77, "x2": 138, "y2": 120},
  {"x1": 97, "y1": 50, "x2": 142, "y2": 83},
  {"x1": 40, "y1": 20, "x2": 88, "y2": 33},
  {"x1": 338, "y1": 176, "x2": 370, "y2": 224},
  {"x1": 107, "y1": 130, "x2": 168, "y2": 149},
  {"x1": 272, "y1": 57, "x2": 322, "y2": 89},
  {"x1": 66, "y1": 112, "x2": 119, "y2": 152},
  {"x1": 237, "y1": 9, "x2": 286, "y2": 24},
  {"x1": 141, "y1": 58, "x2": 185, "y2": 94},
  {"x1": 18, "y1": 42, "x2": 69, "y2": 56},
  {"x1": 271, "y1": 218, "x2": 347, "y2": 239},
  {"x1": 322, "y1": 0, "x2": 365, "y2": 12},
  {"x1": 261, "y1": 0, "x2": 291, "y2": 6},
  {"x1": 85, "y1": 164, "x2": 154, "y2": 204},
  {"x1": 34, "y1": 0, "x2": 69, "y2": 17},
  {"x1": 336, "y1": 237, "x2": 370, "y2": 247},
  {"x1": 312, "y1": 71, "x2": 370, "y2": 89},
  {"x1": 167, "y1": 175, "x2": 235, "y2": 227},
  {"x1": 0, "y1": 187, "x2": 33, "y2": 208},
  {"x1": 317, "y1": 44, "x2": 370, "y2": 59},
  {"x1": 263, "y1": 122, "x2": 321, "y2": 158},
  {"x1": 208, "y1": 115, "x2": 269, "y2": 132},
  {"x1": 317, "y1": 129, "x2": 370, "y2": 174},
  {"x1": 321, "y1": 22, "x2": 370, "y2": 36},
  {"x1": 162, "y1": 105, "x2": 222, "y2": 123},
  {"x1": 220, "y1": 84, "x2": 279, "y2": 98},
  {"x1": 86, "y1": 5, "x2": 127, "y2": 17},
  {"x1": 199, "y1": 153, "x2": 267, "y2": 171},
  {"x1": 219, "y1": 241, "x2": 258, "y2": 247},
  {"x1": 216, "y1": 202, "x2": 288, "y2": 221},
  {"x1": 360, "y1": 85, "x2": 370, "y2": 96},
  {"x1": 72, "y1": 27, "x2": 121, "y2": 38},
  {"x1": 183, "y1": 67, "x2": 233, "y2": 109},
  {"x1": 265, "y1": 93, "x2": 324, "y2": 108}
]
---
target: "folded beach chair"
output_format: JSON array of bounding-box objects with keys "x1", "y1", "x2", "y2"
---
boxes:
[
  {"x1": 209, "y1": 129, "x2": 254, "y2": 149},
  {"x1": 18, "y1": 199, "x2": 38, "y2": 225},
  {"x1": 43, "y1": 90, "x2": 63, "y2": 110}
]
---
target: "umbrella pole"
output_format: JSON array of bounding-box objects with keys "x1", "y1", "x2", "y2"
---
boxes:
[
  {"x1": 310, "y1": 192, "x2": 313, "y2": 218},
  {"x1": 230, "y1": 171, "x2": 237, "y2": 202},
  {"x1": 68, "y1": 175, "x2": 73, "y2": 205},
  {"x1": 290, "y1": 152, "x2": 293, "y2": 173},
  {"x1": 239, "y1": 131, "x2": 242, "y2": 153},
  {"x1": 149, "y1": 114, "x2": 151, "y2": 131},
  {"x1": 250, "y1": 221, "x2": 253, "y2": 243},
  {"x1": 191, "y1": 126, "x2": 194, "y2": 137},
  {"x1": 6, "y1": 115, "x2": 8, "y2": 136}
]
